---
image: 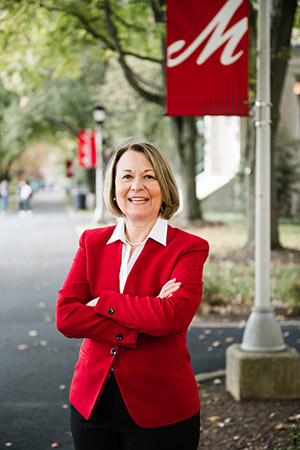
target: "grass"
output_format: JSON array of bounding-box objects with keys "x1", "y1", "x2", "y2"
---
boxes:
[{"x1": 187, "y1": 218, "x2": 300, "y2": 313}]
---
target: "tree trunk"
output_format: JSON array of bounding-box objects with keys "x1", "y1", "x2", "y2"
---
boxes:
[
  {"x1": 244, "y1": 3, "x2": 257, "y2": 249},
  {"x1": 170, "y1": 116, "x2": 201, "y2": 220},
  {"x1": 270, "y1": 0, "x2": 298, "y2": 248}
]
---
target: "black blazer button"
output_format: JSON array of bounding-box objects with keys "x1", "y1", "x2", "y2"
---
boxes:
[
  {"x1": 108, "y1": 308, "x2": 114, "y2": 315},
  {"x1": 116, "y1": 334, "x2": 123, "y2": 341},
  {"x1": 110, "y1": 348, "x2": 117, "y2": 356}
]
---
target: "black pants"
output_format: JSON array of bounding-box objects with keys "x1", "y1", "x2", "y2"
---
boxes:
[{"x1": 71, "y1": 372, "x2": 200, "y2": 450}]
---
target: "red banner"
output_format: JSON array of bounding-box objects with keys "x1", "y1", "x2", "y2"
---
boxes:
[
  {"x1": 65, "y1": 159, "x2": 74, "y2": 177},
  {"x1": 78, "y1": 129, "x2": 96, "y2": 168},
  {"x1": 166, "y1": 0, "x2": 249, "y2": 116}
]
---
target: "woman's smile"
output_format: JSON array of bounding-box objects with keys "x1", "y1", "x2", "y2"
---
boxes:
[{"x1": 115, "y1": 150, "x2": 163, "y2": 223}]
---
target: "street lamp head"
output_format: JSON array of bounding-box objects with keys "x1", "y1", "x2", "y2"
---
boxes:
[{"x1": 93, "y1": 102, "x2": 106, "y2": 123}]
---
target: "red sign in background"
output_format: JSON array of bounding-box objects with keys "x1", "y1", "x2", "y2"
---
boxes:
[
  {"x1": 166, "y1": 0, "x2": 249, "y2": 116},
  {"x1": 65, "y1": 159, "x2": 74, "y2": 177},
  {"x1": 78, "y1": 130, "x2": 96, "y2": 168}
]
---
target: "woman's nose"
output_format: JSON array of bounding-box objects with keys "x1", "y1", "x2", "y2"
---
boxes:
[{"x1": 131, "y1": 177, "x2": 143, "y2": 190}]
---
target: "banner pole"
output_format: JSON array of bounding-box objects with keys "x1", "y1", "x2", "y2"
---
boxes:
[
  {"x1": 241, "y1": 0, "x2": 285, "y2": 351},
  {"x1": 94, "y1": 123, "x2": 103, "y2": 222}
]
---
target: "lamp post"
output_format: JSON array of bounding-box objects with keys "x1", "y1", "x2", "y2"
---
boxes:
[
  {"x1": 241, "y1": 0, "x2": 285, "y2": 352},
  {"x1": 93, "y1": 102, "x2": 106, "y2": 222}
]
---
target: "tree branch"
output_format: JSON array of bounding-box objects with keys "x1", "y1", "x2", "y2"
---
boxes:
[
  {"x1": 43, "y1": 115, "x2": 78, "y2": 137},
  {"x1": 122, "y1": 51, "x2": 162, "y2": 64},
  {"x1": 104, "y1": 0, "x2": 164, "y2": 105}
]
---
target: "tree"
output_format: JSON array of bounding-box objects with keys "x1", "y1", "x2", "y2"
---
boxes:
[
  {"x1": 270, "y1": 0, "x2": 298, "y2": 248},
  {"x1": 0, "y1": 0, "x2": 202, "y2": 220},
  {"x1": 244, "y1": 0, "x2": 298, "y2": 249}
]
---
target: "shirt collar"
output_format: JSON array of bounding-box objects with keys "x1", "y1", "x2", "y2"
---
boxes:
[{"x1": 107, "y1": 216, "x2": 167, "y2": 247}]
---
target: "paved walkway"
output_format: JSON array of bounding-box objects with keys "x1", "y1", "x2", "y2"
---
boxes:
[{"x1": 0, "y1": 188, "x2": 299, "y2": 449}]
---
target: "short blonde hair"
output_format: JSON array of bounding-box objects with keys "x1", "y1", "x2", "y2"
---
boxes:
[{"x1": 104, "y1": 138, "x2": 180, "y2": 220}]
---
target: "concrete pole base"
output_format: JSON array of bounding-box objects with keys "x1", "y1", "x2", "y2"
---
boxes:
[
  {"x1": 241, "y1": 307, "x2": 286, "y2": 351},
  {"x1": 226, "y1": 344, "x2": 300, "y2": 401}
]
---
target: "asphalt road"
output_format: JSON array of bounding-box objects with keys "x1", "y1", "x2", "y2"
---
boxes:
[{"x1": 0, "y1": 189, "x2": 299, "y2": 450}]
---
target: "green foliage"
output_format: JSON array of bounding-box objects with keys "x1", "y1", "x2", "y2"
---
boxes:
[
  {"x1": 275, "y1": 423, "x2": 300, "y2": 450},
  {"x1": 275, "y1": 132, "x2": 300, "y2": 216},
  {"x1": 194, "y1": 220, "x2": 300, "y2": 312}
]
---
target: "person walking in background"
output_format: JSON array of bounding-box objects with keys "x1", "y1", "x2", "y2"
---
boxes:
[
  {"x1": 0, "y1": 180, "x2": 9, "y2": 215},
  {"x1": 19, "y1": 180, "x2": 33, "y2": 215},
  {"x1": 56, "y1": 139, "x2": 209, "y2": 450}
]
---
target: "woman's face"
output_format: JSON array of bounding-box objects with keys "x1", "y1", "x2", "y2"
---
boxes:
[{"x1": 115, "y1": 150, "x2": 163, "y2": 223}]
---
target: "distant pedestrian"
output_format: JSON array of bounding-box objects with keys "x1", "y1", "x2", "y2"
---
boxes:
[
  {"x1": 19, "y1": 180, "x2": 33, "y2": 214},
  {"x1": 0, "y1": 180, "x2": 9, "y2": 215},
  {"x1": 56, "y1": 138, "x2": 209, "y2": 450}
]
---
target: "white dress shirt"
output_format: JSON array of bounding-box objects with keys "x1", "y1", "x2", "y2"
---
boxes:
[{"x1": 106, "y1": 216, "x2": 168, "y2": 293}]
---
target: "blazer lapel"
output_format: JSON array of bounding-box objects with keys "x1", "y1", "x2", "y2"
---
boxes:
[{"x1": 98, "y1": 240, "x2": 122, "y2": 292}]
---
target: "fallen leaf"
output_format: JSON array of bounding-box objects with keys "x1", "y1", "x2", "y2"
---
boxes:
[
  {"x1": 213, "y1": 378, "x2": 222, "y2": 385},
  {"x1": 226, "y1": 337, "x2": 234, "y2": 343},
  {"x1": 37, "y1": 301, "x2": 46, "y2": 309},
  {"x1": 208, "y1": 416, "x2": 220, "y2": 422},
  {"x1": 62, "y1": 404, "x2": 69, "y2": 409},
  {"x1": 40, "y1": 340, "x2": 48, "y2": 346},
  {"x1": 288, "y1": 414, "x2": 300, "y2": 421},
  {"x1": 4, "y1": 443, "x2": 13, "y2": 448},
  {"x1": 59, "y1": 384, "x2": 66, "y2": 391},
  {"x1": 274, "y1": 423, "x2": 288, "y2": 430},
  {"x1": 218, "y1": 330, "x2": 226, "y2": 335},
  {"x1": 200, "y1": 390, "x2": 211, "y2": 398},
  {"x1": 212, "y1": 341, "x2": 221, "y2": 347},
  {"x1": 51, "y1": 347, "x2": 58, "y2": 353},
  {"x1": 204, "y1": 329, "x2": 212, "y2": 335},
  {"x1": 207, "y1": 346, "x2": 213, "y2": 352},
  {"x1": 198, "y1": 334, "x2": 206, "y2": 340},
  {"x1": 217, "y1": 422, "x2": 225, "y2": 428},
  {"x1": 43, "y1": 314, "x2": 52, "y2": 322},
  {"x1": 17, "y1": 344, "x2": 29, "y2": 351},
  {"x1": 50, "y1": 443, "x2": 60, "y2": 448},
  {"x1": 28, "y1": 330, "x2": 38, "y2": 337}
]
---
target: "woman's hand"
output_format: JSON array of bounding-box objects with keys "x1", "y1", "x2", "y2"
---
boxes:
[
  {"x1": 86, "y1": 297, "x2": 99, "y2": 307},
  {"x1": 157, "y1": 278, "x2": 181, "y2": 298}
]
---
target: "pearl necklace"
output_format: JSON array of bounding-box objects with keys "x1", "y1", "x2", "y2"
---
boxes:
[{"x1": 125, "y1": 237, "x2": 146, "y2": 246}]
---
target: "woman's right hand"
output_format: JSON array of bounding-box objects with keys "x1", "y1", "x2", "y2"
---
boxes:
[{"x1": 157, "y1": 278, "x2": 181, "y2": 298}]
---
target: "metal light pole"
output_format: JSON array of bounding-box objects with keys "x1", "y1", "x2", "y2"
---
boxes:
[
  {"x1": 241, "y1": 0, "x2": 285, "y2": 352},
  {"x1": 93, "y1": 102, "x2": 106, "y2": 222}
]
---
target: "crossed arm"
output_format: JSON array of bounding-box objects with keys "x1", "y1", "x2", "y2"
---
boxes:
[
  {"x1": 86, "y1": 278, "x2": 181, "y2": 307},
  {"x1": 56, "y1": 234, "x2": 209, "y2": 344}
]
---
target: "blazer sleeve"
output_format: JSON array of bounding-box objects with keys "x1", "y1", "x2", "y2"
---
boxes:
[
  {"x1": 56, "y1": 231, "x2": 139, "y2": 348},
  {"x1": 94, "y1": 237, "x2": 209, "y2": 338}
]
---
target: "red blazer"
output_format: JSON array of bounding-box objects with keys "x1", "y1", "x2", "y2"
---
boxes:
[{"x1": 56, "y1": 224, "x2": 209, "y2": 428}]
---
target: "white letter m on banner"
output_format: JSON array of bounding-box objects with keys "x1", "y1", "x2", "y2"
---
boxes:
[{"x1": 167, "y1": 0, "x2": 248, "y2": 67}]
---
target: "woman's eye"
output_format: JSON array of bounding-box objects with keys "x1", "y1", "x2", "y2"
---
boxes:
[
  {"x1": 123, "y1": 175, "x2": 132, "y2": 179},
  {"x1": 145, "y1": 175, "x2": 155, "y2": 180}
]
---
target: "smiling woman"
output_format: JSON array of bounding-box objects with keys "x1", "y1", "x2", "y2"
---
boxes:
[
  {"x1": 56, "y1": 138, "x2": 209, "y2": 450},
  {"x1": 104, "y1": 140, "x2": 179, "y2": 222}
]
